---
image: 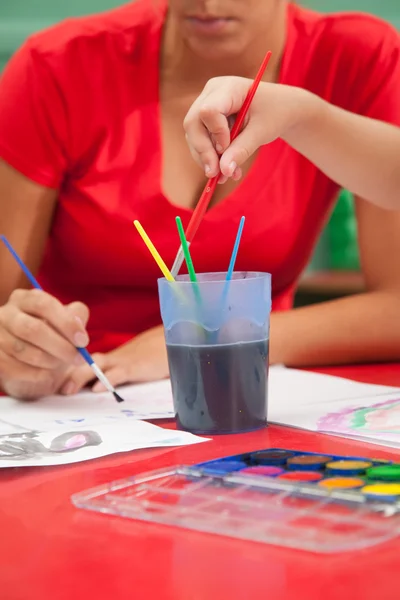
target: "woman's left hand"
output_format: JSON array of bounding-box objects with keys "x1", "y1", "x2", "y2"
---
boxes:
[{"x1": 59, "y1": 325, "x2": 169, "y2": 395}]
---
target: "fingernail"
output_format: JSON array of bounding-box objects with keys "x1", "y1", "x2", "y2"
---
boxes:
[
  {"x1": 74, "y1": 316, "x2": 89, "y2": 347},
  {"x1": 216, "y1": 143, "x2": 223, "y2": 153},
  {"x1": 74, "y1": 332, "x2": 88, "y2": 348},
  {"x1": 228, "y1": 161, "x2": 237, "y2": 176},
  {"x1": 62, "y1": 381, "x2": 77, "y2": 395},
  {"x1": 232, "y1": 167, "x2": 242, "y2": 181},
  {"x1": 205, "y1": 165, "x2": 212, "y2": 176}
]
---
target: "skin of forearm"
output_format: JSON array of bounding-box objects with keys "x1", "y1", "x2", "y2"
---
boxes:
[
  {"x1": 269, "y1": 289, "x2": 400, "y2": 366},
  {"x1": 282, "y1": 90, "x2": 400, "y2": 209}
]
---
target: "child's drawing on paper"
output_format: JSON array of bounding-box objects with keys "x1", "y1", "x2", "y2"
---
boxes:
[
  {"x1": 318, "y1": 398, "x2": 400, "y2": 436},
  {"x1": 0, "y1": 403, "x2": 207, "y2": 469},
  {"x1": 0, "y1": 422, "x2": 102, "y2": 461}
]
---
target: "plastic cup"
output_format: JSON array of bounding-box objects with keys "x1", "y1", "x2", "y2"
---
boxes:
[{"x1": 158, "y1": 272, "x2": 271, "y2": 434}]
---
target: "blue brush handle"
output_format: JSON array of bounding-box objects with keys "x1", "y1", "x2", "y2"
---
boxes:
[
  {"x1": 220, "y1": 216, "x2": 246, "y2": 309},
  {"x1": 226, "y1": 216, "x2": 245, "y2": 282},
  {"x1": 77, "y1": 347, "x2": 94, "y2": 365},
  {"x1": 1, "y1": 235, "x2": 42, "y2": 290},
  {"x1": 211, "y1": 217, "x2": 246, "y2": 343},
  {"x1": 1, "y1": 235, "x2": 93, "y2": 366}
]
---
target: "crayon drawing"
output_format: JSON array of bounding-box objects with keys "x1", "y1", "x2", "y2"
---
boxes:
[{"x1": 317, "y1": 398, "x2": 400, "y2": 436}]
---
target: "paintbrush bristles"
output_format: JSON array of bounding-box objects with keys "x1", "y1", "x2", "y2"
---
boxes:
[{"x1": 113, "y1": 391, "x2": 125, "y2": 403}]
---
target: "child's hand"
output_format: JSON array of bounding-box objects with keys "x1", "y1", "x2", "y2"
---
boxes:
[{"x1": 184, "y1": 77, "x2": 309, "y2": 182}]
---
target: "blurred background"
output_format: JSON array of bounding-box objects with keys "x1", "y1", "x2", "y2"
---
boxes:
[{"x1": 0, "y1": 1, "x2": 398, "y2": 305}]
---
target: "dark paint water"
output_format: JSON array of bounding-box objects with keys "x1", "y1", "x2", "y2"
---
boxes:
[{"x1": 167, "y1": 339, "x2": 269, "y2": 434}]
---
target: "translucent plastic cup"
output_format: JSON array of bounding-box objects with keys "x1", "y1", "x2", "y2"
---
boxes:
[{"x1": 158, "y1": 272, "x2": 271, "y2": 434}]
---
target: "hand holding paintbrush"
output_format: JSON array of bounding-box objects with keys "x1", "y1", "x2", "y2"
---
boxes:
[
  {"x1": 171, "y1": 50, "x2": 271, "y2": 277},
  {"x1": 0, "y1": 236, "x2": 124, "y2": 402}
]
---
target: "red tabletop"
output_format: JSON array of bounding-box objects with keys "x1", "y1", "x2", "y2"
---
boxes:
[{"x1": 1, "y1": 363, "x2": 400, "y2": 600}]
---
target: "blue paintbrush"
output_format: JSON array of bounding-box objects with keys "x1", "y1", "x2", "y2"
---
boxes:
[
  {"x1": 220, "y1": 216, "x2": 246, "y2": 308},
  {"x1": 0, "y1": 235, "x2": 124, "y2": 402},
  {"x1": 226, "y1": 216, "x2": 245, "y2": 284},
  {"x1": 213, "y1": 217, "x2": 246, "y2": 341}
]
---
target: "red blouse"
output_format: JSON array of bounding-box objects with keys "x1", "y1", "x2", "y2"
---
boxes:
[{"x1": 0, "y1": 1, "x2": 399, "y2": 353}]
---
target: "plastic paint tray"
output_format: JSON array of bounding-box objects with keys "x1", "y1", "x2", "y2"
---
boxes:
[{"x1": 72, "y1": 460, "x2": 400, "y2": 554}]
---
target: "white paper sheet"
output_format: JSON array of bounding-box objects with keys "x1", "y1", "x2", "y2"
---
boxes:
[
  {"x1": 1, "y1": 366, "x2": 400, "y2": 468},
  {"x1": 268, "y1": 366, "x2": 399, "y2": 415},
  {"x1": 0, "y1": 416, "x2": 208, "y2": 468},
  {"x1": 268, "y1": 367, "x2": 400, "y2": 449},
  {"x1": 5, "y1": 367, "x2": 394, "y2": 431},
  {"x1": 0, "y1": 379, "x2": 207, "y2": 468},
  {"x1": 0, "y1": 379, "x2": 175, "y2": 427}
]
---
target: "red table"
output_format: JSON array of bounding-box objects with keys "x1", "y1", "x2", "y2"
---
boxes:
[{"x1": 1, "y1": 364, "x2": 400, "y2": 600}]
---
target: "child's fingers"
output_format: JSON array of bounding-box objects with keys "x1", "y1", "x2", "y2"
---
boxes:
[
  {"x1": 184, "y1": 77, "x2": 258, "y2": 178},
  {"x1": 231, "y1": 166, "x2": 243, "y2": 181},
  {"x1": 184, "y1": 124, "x2": 220, "y2": 177},
  {"x1": 219, "y1": 128, "x2": 260, "y2": 177},
  {"x1": 218, "y1": 166, "x2": 242, "y2": 184},
  {"x1": 199, "y1": 106, "x2": 231, "y2": 154}
]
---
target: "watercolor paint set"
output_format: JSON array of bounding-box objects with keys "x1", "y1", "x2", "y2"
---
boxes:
[
  {"x1": 197, "y1": 448, "x2": 400, "y2": 496},
  {"x1": 72, "y1": 448, "x2": 400, "y2": 554}
]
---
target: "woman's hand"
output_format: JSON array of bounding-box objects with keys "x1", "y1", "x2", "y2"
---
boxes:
[
  {"x1": 0, "y1": 288, "x2": 90, "y2": 399},
  {"x1": 61, "y1": 325, "x2": 169, "y2": 395},
  {"x1": 183, "y1": 77, "x2": 312, "y2": 182}
]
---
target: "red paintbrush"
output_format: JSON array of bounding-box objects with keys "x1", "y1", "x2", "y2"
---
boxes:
[{"x1": 171, "y1": 50, "x2": 272, "y2": 277}]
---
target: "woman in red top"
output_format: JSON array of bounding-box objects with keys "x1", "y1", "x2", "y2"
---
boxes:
[{"x1": 0, "y1": 0, "x2": 400, "y2": 399}]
